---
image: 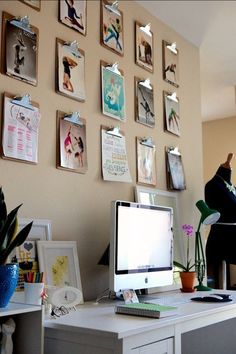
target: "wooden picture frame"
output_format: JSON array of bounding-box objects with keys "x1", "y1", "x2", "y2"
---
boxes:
[
  {"x1": 135, "y1": 186, "x2": 184, "y2": 292},
  {"x1": 1, "y1": 92, "x2": 40, "y2": 164},
  {"x1": 136, "y1": 137, "x2": 157, "y2": 186},
  {"x1": 135, "y1": 21, "x2": 153, "y2": 73},
  {"x1": 100, "y1": 0, "x2": 124, "y2": 56},
  {"x1": 56, "y1": 110, "x2": 88, "y2": 173},
  {"x1": 135, "y1": 77, "x2": 155, "y2": 127},
  {"x1": 19, "y1": 0, "x2": 41, "y2": 11},
  {"x1": 163, "y1": 91, "x2": 180, "y2": 136},
  {"x1": 101, "y1": 61, "x2": 126, "y2": 121},
  {"x1": 37, "y1": 241, "x2": 83, "y2": 298},
  {"x1": 59, "y1": 0, "x2": 87, "y2": 36},
  {"x1": 163, "y1": 40, "x2": 179, "y2": 87},
  {"x1": 1, "y1": 12, "x2": 39, "y2": 86},
  {"x1": 166, "y1": 147, "x2": 186, "y2": 191},
  {"x1": 56, "y1": 38, "x2": 86, "y2": 102}
]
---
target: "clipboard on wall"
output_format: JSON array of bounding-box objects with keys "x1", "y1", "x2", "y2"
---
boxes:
[
  {"x1": 1, "y1": 92, "x2": 40, "y2": 164},
  {"x1": 166, "y1": 146, "x2": 186, "y2": 190},
  {"x1": 1, "y1": 11, "x2": 39, "y2": 86},
  {"x1": 136, "y1": 136, "x2": 157, "y2": 186},
  {"x1": 101, "y1": 125, "x2": 132, "y2": 183},
  {"x1": 100, "y1": 60, "x2": 126, "y2": 121},
  {"x1": 56, "y1": 110, "x2": 88, "y2": 174},
  {"x1": 56, "y1": 38, "x2": 86, "y2": 102}
]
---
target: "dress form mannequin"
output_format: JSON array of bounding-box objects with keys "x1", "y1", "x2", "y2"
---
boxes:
[{"x1": 205, "y1": 153, "x2": 236, "y2": 288}]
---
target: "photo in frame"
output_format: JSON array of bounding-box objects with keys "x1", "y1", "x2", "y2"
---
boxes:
[
  {"x1": 37, "y1": 241, "x2": 83, "y2": 301},
  {"x1": 57, "y1": 110, "x2": 87, "y2": 173},
  {"x1": 135, "y1": 21, "x2": 153, "y2": 73},
  {"x1": 101, "y1": 0, "x2": 124, "y2": 56},
  {"x1": 166, "y1": 148, "x2": 186, "y2": 191},
  {"x1": 163, "y1": 40, "x2": 179, "y2": 87},
  {"x1": 59, "y1": 0, "x2": 87, "y2": 36},
  {"x1": 19, "y1": 0, "x2": 41, "y2": 11},
  {"x1": 101, "y1": 62, "x2": 126, "y2": 121},
  {"x1": 135, "y1": 77, "x2": 155, "y2": 127},
  {"x1": 163, "y1": 91, "x2": 180, "y2": 136},
  {"x1": 56, "y1": 38, "x2": 85, "y2": 102},
  {"x1": 2, "y1": 12, "x2": 38, "y2": 86},
  {"x1": 10, "y1": 218, "x2": 52, "y2": 291},
  {"x1": 136, "y1": 137, "x2": 157, "y2": 186}
]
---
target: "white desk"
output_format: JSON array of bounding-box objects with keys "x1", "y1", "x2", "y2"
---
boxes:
[{"x1": 44, "y1": 290, "x2": 236, "y2": 354}]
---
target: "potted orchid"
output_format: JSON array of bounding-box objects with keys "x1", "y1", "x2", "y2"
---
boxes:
[{"x1": 174, "y1": 224, "x2": 196, "y2": 292}]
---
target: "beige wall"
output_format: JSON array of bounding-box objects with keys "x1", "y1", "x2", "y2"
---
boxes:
[
  {"x1": 0, "y1": 0, "x2": 203, "y2": 300},
  {"x1": 203, "y1": 116, "x2": 236, "y2": 183}
]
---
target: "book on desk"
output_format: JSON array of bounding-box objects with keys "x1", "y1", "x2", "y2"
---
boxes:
[{"x1": 115, "y1": 302, "x2": 178, "y2": 318}]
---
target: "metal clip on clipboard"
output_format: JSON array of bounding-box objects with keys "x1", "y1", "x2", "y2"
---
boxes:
[
  {"x1": 10, "y1": 16, "x2": 34, "y2": 35},
  {"x1": 166, "y1": 42, "x2": 178, "y2": 55},
  {"x1": 64, "y1": 112, "x2": 83, "y2": 126},
  {"x1": 140, "y1": 137, "x2": 155, "y2": 148},
  {"x1": 140, "y1": 23, "x2": 152, "y2": 37},
  {"x1": 168, "y1": 146, "x2": 181, "y2": 156},
  {"x1": 167, "y1": 92, "x2": 178, "y2": 103},
  {"x1": 105, "y1": 62, "x2": 121, "y2": 76},
  {"x1": 106, "y1": 126, "x2": 122, "y2": 138},
  {"x1": 105, "y1": 1, "x2": 121, "y2": 16},
  {"x1": 139, "y1": 78, "x2": 152, "y2": 90},
  {"x1": 63, "y1": 40, "x2": 81, "y2": 58},
  {"x1": 11, "y1": 94, "x2": 35, "y2": 111}
]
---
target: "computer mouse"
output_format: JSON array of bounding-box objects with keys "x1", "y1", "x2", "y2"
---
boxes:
[
  {"x1": 203, "y1": 295, "x2": 224, "y2": 302},
  {"x1": 191, "y1": 295, "x2": 232, "y2": 302}
]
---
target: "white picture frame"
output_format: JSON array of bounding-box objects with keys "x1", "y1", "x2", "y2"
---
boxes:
[
  {"x1": 19, "y1": 218, "x2": 52, "y2": 241},
  {"x1": 37, "y1": 241, "x2": 83, "y2": 303},
  {"x1": 135, "y1": 186, "x2": 184, "y2": 292}
]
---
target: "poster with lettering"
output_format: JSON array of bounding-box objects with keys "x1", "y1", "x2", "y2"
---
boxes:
[
  {"x1": 101, "y1": 126, "x2": 132, "y2": 182},
  {"x1": 2, "y1": 94, "x2": 40, "y2": 163}
]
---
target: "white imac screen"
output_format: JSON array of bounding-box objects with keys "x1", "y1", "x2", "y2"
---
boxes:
[{"x1": 116, "y1": 205, "x2": 172, "y2": 272}]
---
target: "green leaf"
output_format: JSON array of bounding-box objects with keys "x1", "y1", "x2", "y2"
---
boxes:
[
  {"x1": 0, "y1": 204, "x2": 22, "y2": 251},
  {"x1": 0, "y1": 221, "x2": 33, "y2": 264}
]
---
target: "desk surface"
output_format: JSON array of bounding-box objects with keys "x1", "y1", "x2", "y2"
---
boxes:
[{"x1": 44, "y1": 289, "x2": 236, "y2": 340}]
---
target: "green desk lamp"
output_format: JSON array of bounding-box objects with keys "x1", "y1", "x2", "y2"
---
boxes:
[{"x1": 195, "y1": 200, "x2": 221, "y2": 291}]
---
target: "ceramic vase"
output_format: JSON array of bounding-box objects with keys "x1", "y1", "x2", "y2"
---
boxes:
[
  {"x1": 0, "y1": 264, "x2": 19, "y2": 308},
  {"x1": 180, "y1": 271, "x2": 196, "y2": 293}
]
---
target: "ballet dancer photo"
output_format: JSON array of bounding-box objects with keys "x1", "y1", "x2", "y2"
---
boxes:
[
  {"x1": 163, "y1": 40, "x2": 179, "y2": 87},
  {"x1": 59, "y1": 0, "x2": 86, "y2": 36}
]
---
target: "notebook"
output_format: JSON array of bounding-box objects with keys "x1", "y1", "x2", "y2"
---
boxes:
[{"x1": 115, "y1": 302, "x2": 178, "y2": 318}]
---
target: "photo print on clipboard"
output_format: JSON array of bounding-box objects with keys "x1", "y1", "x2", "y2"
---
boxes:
[
  {"x1": 57, "y1": 110, "x2": 87, "y2": 173},
  {"x1": 135, "y1": 21, "x2": 153, "y2": 73},
  {"x1": 163, "y1": 91, "x2": 180, "y2": 137},
  {"x1": 101, "y1": 0, "x2": 124, "y2": 56},
  {"x1": 166, "y1": 147, "x2": 186, "y2": 191},
  {"x1": 136, "y1": 137, "x2": 157, "y2": 186},
  {"x1": 2, "y1": 12, "x2": 38, "y2": 86},
  {"x1": 135, "y1": 77, "x2": 155, "y2": 128},
  {"x1": 56, "y1": 38, "x2": 86, "y2": 102},
  {"x1": 59, "y1": 0, "x2": 87, "y2": 36},
  {"x1": 163, "y1": 40, "x2": 179, "y2": 88},
  {"x1": 101, "y1": 61, "x2": 126, "y2": 121}
]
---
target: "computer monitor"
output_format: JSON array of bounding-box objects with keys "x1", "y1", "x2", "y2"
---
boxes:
[{"x1": 109, "y1": 201, "x2": 174, "y2": 293}]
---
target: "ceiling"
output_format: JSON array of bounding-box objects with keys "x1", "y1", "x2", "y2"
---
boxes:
[{"x1": 137, "y1": 1, "x2": 236, "y2": 121}]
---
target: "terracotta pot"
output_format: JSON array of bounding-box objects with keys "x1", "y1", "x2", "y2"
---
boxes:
[{"x1": 180, "y1": 271, "x2": 196, "y2": 293}]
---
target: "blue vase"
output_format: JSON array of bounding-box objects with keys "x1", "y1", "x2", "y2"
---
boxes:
[{"x1": 0, "y1": 264, "x2": 19, "y2": 308}]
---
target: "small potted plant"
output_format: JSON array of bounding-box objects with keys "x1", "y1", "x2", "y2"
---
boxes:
[
  {"x1": 0, "y1": 187, "x2": 33, "y2": 307},
  {"x1": 174, "y1": 224, "x2": 196, "y2": 292}
]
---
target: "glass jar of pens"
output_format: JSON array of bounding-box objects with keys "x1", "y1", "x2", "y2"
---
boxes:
[{"x1": 24, "y1": 271, "x2": 44, "y2": 306}]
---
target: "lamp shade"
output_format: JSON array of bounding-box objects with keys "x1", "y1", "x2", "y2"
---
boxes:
[{"x1": 196, "y1": 200, "x2": 220, "y2": 225}]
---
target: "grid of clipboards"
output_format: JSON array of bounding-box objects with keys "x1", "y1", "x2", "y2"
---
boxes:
[{"x1": 0, "y1": 0, "x2": 185, "y2": 190}]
